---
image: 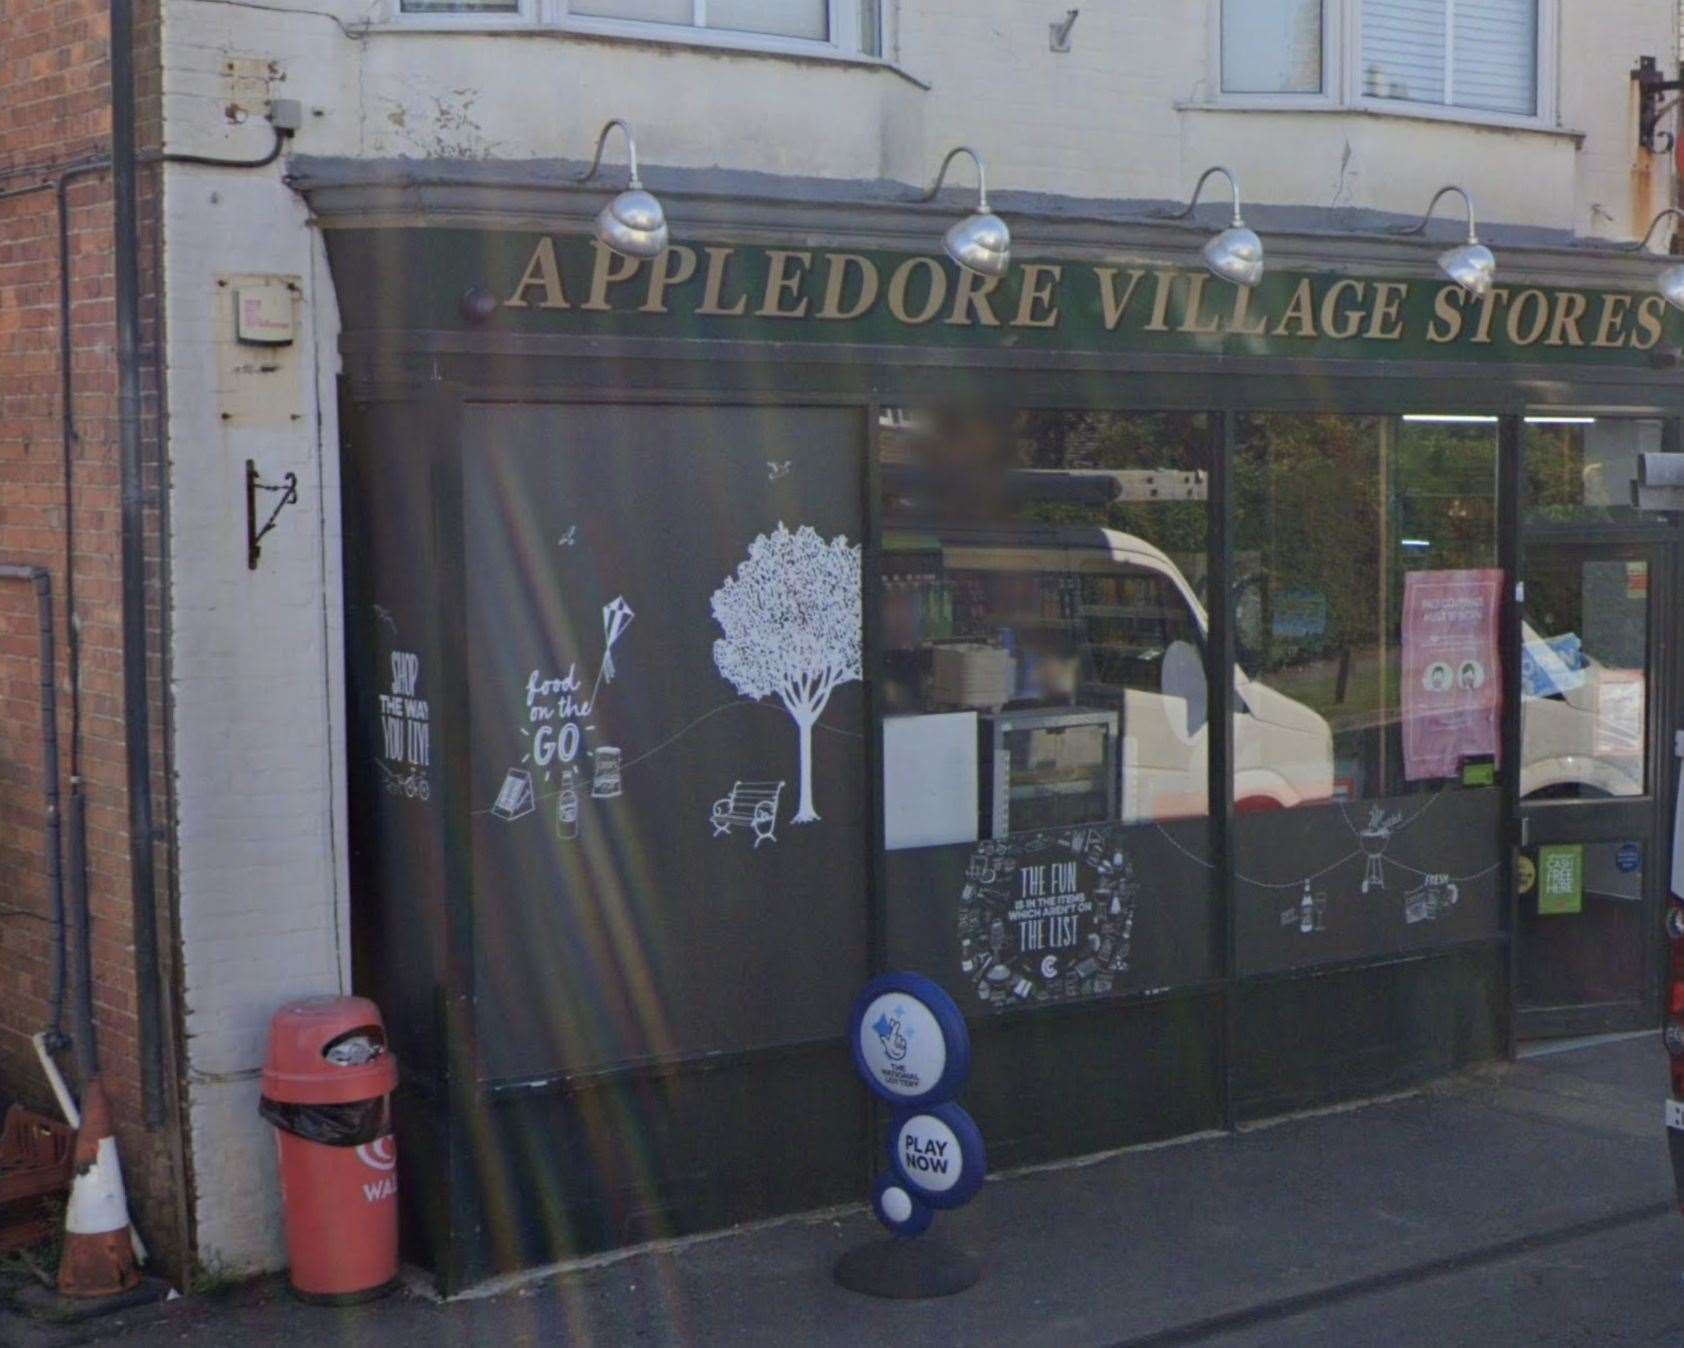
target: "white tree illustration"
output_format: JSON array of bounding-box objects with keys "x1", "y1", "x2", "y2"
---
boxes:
[{"x1": 711, "y1": 523, "x2": 862, "y2": 824}]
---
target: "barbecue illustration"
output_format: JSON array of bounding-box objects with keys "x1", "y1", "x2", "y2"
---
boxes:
[{"x1": 1358, "y1": 806, "x2": 1404, "y2": 894}]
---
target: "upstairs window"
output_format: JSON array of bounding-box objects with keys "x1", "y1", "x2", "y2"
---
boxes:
[
  {"x1": 1219, "y1": 0, "x2": 1549, "y2": 124},
  {"x1": 397, "y1": 0, "x2": 885, "y2": 57},
  {"x1": 1222, "y1": 0, "x2": 1325, "y2": 95},
  {"x1": 573, "y1": 0, "x2": 827, "y2": 42}
]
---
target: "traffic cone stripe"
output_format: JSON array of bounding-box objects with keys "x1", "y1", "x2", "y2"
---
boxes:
[{"x1": 65, "y1": 1136, "x2": 129, "y2": 1235}]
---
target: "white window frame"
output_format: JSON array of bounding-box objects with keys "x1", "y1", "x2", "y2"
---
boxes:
[
  {"x1": 1209, "y1": 0, "x2": 1559, "y2": 132},
  {"x1": 1212, "y1": 0, "x2": 1343, "y2": 111},
  {"x1": 382, "y1": 0, "x2": 534, "y2": 28},
  {"x1": 381, "y1": 0, "x2": 890, "y2": 64}
]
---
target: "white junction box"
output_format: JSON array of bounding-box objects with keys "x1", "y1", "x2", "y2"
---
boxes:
[{"x1": 235, "y1": 282, "x2": 296, "y2": 345}]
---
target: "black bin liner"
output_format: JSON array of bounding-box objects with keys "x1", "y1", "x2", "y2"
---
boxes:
[{"x1": 259, "y1": 1095, "x2": 388, "y2": 1147}]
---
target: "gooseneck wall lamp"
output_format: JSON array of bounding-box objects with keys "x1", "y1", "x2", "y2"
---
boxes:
[
  {"x1": 920, "y1": 146, "x2": 1011, "y2": 279},
  {"x1": 575, "y1": 119, "x2": 669, "y2": 260},
  {"x1": 1396, "y1": 185, "x2": 1496, "y2": 298},
  {"x1": 1161, "y1": 166, "x2": 1265, "y2": 287},
  {"x1": 1629, "y1": 208, "x2": 1684, "y2": 312}
]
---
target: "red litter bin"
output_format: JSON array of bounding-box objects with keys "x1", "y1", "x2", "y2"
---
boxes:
[{"x1": 260, "y1": 995, "x2": 400, "y2": 1303}]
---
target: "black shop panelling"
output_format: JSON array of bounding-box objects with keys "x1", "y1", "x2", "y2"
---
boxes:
[
  {"x1": 462, "y1": 404, "x2": 869, "y2": 1080},
  {"x1": 452, "y1": 1048, "x2": 864, "y2": 1283},
  {"x1": 1232, "y1": 945, "x2": 1506, "y2": 1120},
  {"x1": 343, "y1": 400, "x2": 452, "y2": 1081}
]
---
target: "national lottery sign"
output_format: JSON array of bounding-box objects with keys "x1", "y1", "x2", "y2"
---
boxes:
[
  {"x1": 888, "y1": 1102, "x2": 987, "y2": 1209},
  {"x1": 848, "y1": 972, "x2": 987, "y2": 1236},
  {"x1": 848, "y1": 972, "x2": 971, "y2": 1108}
]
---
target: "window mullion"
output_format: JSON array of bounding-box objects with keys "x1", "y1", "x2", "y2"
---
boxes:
[
  {"x1": 694, "y1": 0, "x2": 706, "y2": 27},
  {"x1": 1444, "y1": 0, "x2": 1454, "y2": 106}
]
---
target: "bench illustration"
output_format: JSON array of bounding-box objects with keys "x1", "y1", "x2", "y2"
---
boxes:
[{"x1": 710, "y1": 780, "x2": 785, "y2": 848}]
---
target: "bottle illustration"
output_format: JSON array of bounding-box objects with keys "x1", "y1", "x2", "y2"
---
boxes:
[
  {"x1": 1299, "y1": 881, "x2": 1316, "y2": 934},
  {"x1": 557, "y1": 767, "x2": 580, "y2": 841}
]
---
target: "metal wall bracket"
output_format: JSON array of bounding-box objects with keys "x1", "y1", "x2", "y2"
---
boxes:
[
  {"x1": 246, "y1": 459, "x2": 298, "y2": 570},
  {"x1": 1633, "y1": 56, "x2": 1683, "y2": 153},
  {"x1": 1049, "y1": 9, "x2": 1078, "y2": 53}
]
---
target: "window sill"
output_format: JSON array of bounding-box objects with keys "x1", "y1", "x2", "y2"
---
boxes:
[
  {"x1": 1177, "y1": 99, "x2": 1584, "y2": 144},
  {"x1": 366, "y1": 19, "x2": 930, "y2": 89}
]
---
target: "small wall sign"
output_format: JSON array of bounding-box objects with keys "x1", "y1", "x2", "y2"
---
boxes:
[
  {"x1": 1515, "y1": 852, "x2": 1537, "y2": 896},
  {"x1": 1538, "y1": 844, "x2": 1585, "y2": 916}
]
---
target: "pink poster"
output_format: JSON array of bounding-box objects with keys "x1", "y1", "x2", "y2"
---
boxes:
[{"x1": 1401, "y1": 569, "x2": 1502, "y2": 782}]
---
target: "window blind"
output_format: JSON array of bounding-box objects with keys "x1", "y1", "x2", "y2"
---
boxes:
[
  {"x1": 401, "y1": 0, "x2": 519, "y2": 12},
  {"x1": 1362, "y1": 0, "x2": 1447, "y2": 104},
  {"x1": 1451, "y1": 0, "x2": 1537, "y2": 115},
  {"x1": 1362, "y1": 0, "x2": 1537, "y2": 115}
]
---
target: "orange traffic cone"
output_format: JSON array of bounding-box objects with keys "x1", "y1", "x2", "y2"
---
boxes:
[{"x1": 56, "y1": 1078, "x2": 140, "y2": 1297}]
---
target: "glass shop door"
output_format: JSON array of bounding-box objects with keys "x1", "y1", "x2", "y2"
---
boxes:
[{"x1": 1515, "y1": 537, "x2": 1675, "y2": 1039}]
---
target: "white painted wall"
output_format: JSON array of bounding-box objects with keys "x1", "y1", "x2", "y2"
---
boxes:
[
  {"x1": 163, "y1": 0, "x2": 352, "y2": 1266},
  {"x1": 159, "y1": 0, "x2": 1679, "y2": 1270}
]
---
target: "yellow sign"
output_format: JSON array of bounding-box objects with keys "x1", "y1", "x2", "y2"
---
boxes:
[{"x1": 1515, "y1": 853, "x2": 1536, "y2": 895}]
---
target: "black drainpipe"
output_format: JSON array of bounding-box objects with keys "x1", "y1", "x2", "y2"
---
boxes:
[{"x1": 110, "y1": 0, "x2": 165, "y2": 1123}]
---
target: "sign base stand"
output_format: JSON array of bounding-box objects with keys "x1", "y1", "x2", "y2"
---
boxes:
[{"x1": 833, "y1": 1237, "x2": 980, "y2": 1299}]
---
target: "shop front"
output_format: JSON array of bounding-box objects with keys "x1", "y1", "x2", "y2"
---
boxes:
[{"x1": 305, "y1": 166, "x2": 1684, "y2": 1291}]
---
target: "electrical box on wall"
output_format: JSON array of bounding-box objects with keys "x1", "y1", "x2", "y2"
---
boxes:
[
  {"x1": 235, "y1": 283, "x2": 296, "y2": 345},
  {"x1": 216, "y1": 274, "x2": 303, "y2": 429}
]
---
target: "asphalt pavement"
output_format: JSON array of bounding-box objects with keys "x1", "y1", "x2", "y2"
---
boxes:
[{"x1": 4, "y1": 1032, "x2": 1679, "y2": 1347}]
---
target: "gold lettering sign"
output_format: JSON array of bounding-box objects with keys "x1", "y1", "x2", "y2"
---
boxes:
[{"x1": 496, "y1": 236, "x2": 1671, "y2": 361}]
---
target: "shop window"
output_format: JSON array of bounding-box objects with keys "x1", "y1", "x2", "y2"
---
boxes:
[
  {"x1": 1221, "y1": 0, "x2": 1325, "y2": 95},
  {"x1": 1234, "y1": 414, "x2": 1500, "y2": 805},
  {"x1": 1216, "y1": 0, "x2": 1553, "y2": 125},
  {"x1": 877, "y1": 409, "x2": 1219, "y2": 1012},
  {"x1": 1523, "y1": 417, "x2": 1660, "y2": 524},
  {"x1": 1232, "y1": 414, "x2": 1503, "y2": 974}
]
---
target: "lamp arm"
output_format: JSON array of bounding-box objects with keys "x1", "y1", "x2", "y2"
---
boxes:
[
  {"x1": 919, "y1": 146, "x2": 990, "y2": 212},
  {"x1": 1397, "y1": 184, "x2": 1479, "y2": 244},
  {"x1": 1633, "y1": 206, "x2": 1684, "y2": 251},
  {"x1": 1165, "y1": 165, "x2": 1244, "y2": 227},
  {"x1": 575, "y1": 118, "x2": 641, "y2": 189}
]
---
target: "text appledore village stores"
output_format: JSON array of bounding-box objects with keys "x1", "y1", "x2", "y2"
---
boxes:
[{"x1": 493, "y1": 235, "x2": 1679, "y2": 361}]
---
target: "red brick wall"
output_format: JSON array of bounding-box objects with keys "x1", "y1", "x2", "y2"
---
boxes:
[{"x1": 0, "y1": 0, "x2": 182, "y2": 1273}]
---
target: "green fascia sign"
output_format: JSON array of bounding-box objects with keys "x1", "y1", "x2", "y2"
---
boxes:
[{"x1": 338, "y1": 228, "x2": 1684, "y2": 368}]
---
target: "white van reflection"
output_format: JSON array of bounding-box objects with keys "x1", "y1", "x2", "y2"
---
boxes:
[
  {"x1": 1520, "y1": 621, "x2": 1644, "y2": 798},
  {"x1": 894, "y1": 525, "x2": 1335, "y2": 824}
]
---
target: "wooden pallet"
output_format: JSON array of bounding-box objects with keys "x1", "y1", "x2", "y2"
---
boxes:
[{"x1": 0, "y1": 1105, "x2": 73, "y2": 1255}]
